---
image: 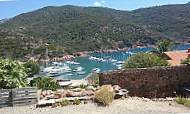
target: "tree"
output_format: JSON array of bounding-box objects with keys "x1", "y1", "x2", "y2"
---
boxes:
[
  {"x1": 24, "y1": 61, "x2": 40, "y2": 77},
  {"x1": 150, "y1": 40, "x2": 178, "y2": 55},
  {"x1": 30, "y1": 76, "x2": 61, "y2": 91},
  {"x1": 0, "y1": 58, "x2": 29, "y2": 89},
  {"x1": 123, "y1": 52, "x2": 169, "y2": 69}
]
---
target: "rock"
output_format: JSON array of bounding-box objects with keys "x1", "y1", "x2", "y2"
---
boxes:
[
  {"x1": 121, "y1": 89, "x2": 128, "y2": 93},
  {"x1": 41, "y1": 91, "x2": 47, "y2": 97},
  {"x1": 80, "y1": 91, "x2": 88, "y2": 97},
  {"x1": 46, "y1": 90, "x2": 54, "y2": 96},
  {"x1": 71, "y1": 88, "x2": 82, "y2": 92},
  {"x1": 87, "y1": 90, "x2": 94, "y2": 96},
  {"x1": 113, "y1": 85, "x2": 121, "y2": 93},
  {"x1": 66, "y1": 91, "x2": 81, "y2": 97},
  {"x1": 85, "y1": 86, "x2": 95, "y2": 91}
]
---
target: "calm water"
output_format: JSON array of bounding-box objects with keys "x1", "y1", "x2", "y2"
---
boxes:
[{"x1": 40, "y1": 44, "x2": 190, "y2": 80}]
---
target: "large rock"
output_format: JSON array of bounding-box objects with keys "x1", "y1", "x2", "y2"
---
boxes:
[
  {"x1": 71, "y1": 88, "x2": 82, "y2": 92},
  {"x1": 66, "y1": 91, "x2": 81, "y2": 97},
  {"x1": 113, "y1": 85, "x2": 121, "y2": 93}
]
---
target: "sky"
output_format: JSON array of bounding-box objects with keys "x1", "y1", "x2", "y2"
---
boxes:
[{"x1": 0, "y1": 0, "x2": 189, "y2": 19}]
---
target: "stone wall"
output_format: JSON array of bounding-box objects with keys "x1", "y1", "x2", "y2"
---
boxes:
[{"x1": 99, "y1": 65, "x2": 190, "y2": 98}]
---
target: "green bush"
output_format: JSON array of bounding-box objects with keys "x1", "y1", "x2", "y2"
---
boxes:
[
  {"x1": 30, "y1": 76, "x2": 61, "y2": 91},
  {"x1": 73, "y1": 98, "x2": 81, "y2": 105},
  {"x1": 60, "y1": 99, "x2": 69, "y2": 106},
  {"x1": 0, "y1": 58, "x2": 29, "y2": 89},
  {"x1": 52, "y1": 102, "x2": 58, "y2": 108},
  {"x1": 95, "y1": 87, "x2": 115, "y2": 106},
  {"x1": 181, "y1": 58, "x2": 190, "y2": 64},
  {"x1": 177, "y1": 96, "x2": 188, "y2": 104},
  {"x1": 124, "y1": 52, "x2": 169, "y2": 69},
  {"x1": 24, "y1": 61, "x2": 40, "y2": 77},
  {"x1": 83, "y1": 100, "x2": 88, "y2": 104},
  {"x1": 87, "y1": 73, "x2": 99, "y2": 84}
]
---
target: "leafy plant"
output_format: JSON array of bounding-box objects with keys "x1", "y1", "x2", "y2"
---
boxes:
[
  {"x1": 30, "y1": 76, "x2": 61, "y2": 91},
  {"x1": 83, "y1": 100, "x2": 88, "y2": 104},
  {"x1": 73, "y1": 98, "x2": 81, "y2": 105},
  {"x1": 150, "y1": 40, "x2": 178, "y2": 55},
  {"x1": 124, "y1": 52, "x2": 169, "y2": 69},
  {"x1": 95, "y1": 87, "x2": 115, "y2": 106},
  {"x1": 181, "y1": 58, "x2": 190, "y2": 64},
  {"x1": 52, "y1": 102, "x2": 58, "y2": 108},
  {"x1": 0, "y1": 58, "x2": 29, "y2": 89},
  {"x1": 177, "y1": 96, "x2": 188, "y2": 104},
  {"x1": 24, "y1": 60, "x2": 40, "y2": 77},
  {"x1": 87, "y1": 73, "x2": 99, "y2": 84},
  {"x1": 60, "y1": 99, "x2": 69, "y2": 106}
]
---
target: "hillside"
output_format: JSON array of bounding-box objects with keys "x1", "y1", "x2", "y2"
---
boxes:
[{"x1": 1, "y1": 3, "x2": 190, "y2": 60}]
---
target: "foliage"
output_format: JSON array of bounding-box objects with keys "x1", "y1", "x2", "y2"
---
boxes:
[
  {"x1": 0, "y1": 58, "x2": 28, "y2": 89},
  {"x1": 52, "y1": 102, "x2": 58, "y2": 108},
  {"x1": 95, "y1": 87, "x2": 115, "y2": 106},
  {"x1": 1, "y1": 3, "x2": 190, "y2": 59},
  {"x1": 24, "y1": 61, "x2": 40, "y2": 77},
  {"x1": 150, "y1": 40, "x2": 178, "y2": 55},
  {"x1": 123, "y1": 52, "x2": 169, "y2": 69},
  {"x1": 60, "y1": 99, "x2": 69, "y2": 106},
  {"x1": 30, "y1": 76, "x2": 61, "y2": 91},
  {"x1": 86, "y1": 73, "x2": 99, "y2": 84},
  {"x1": 181, "y1": 58, "x2": 190, "y2": 64},
  {"x1": 73, "y1": 98, "x2": 81, "y2": 105},
  {"x1": 177, "y1": 97, "x2": 187, "y2": 104},
  {"x1": 177, "y1": 96, "x2": 190, "y2": 107}
]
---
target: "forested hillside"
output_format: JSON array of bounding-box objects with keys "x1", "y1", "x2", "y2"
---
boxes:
[{"x1": 0, "y1": 3, "x2": 190, "y2": 60}]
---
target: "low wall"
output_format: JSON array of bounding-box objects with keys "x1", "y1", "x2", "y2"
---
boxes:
[{"x1": 99, "y1": 65, "x2": 190, "y2": 98}]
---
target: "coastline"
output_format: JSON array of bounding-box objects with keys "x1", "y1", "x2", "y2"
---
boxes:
[{"x1": 33, "y1": 45, "x2": 154, "y2": 62}]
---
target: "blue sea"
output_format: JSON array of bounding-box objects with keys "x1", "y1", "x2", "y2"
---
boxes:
[{"x1": 40, "y1": 44, "x2": 190, "y2": 80}]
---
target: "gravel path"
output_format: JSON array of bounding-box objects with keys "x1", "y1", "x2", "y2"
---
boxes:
[{"x1": 1, "y1": 97, "x2": 189, "y2": 114}]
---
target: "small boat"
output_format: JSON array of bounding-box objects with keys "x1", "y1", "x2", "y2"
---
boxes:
[
  {"x1": 126, "y1": 51, "x2": 135, "y2": 55},
  {"x1": 117, "y1": 66, "x2": 123, "y2": 70},
  {"x1": 67, "y1": 74, "x2": 73, "y2": 76},
  {"x1": 66, "y1": 61, "x2": 80, "y2": 65},
  {"x1": 117, "y1": 61, "x2": 125, "y2": 64},
  {"x1": 73, "y1": 67, "x2": 83, "y2": 72},
  {"x1": 77, "y1": 71, "x2": 86, "y2": 75},
  {"x1": 92, "y1": 68, "x2": 101, "y2": 73},
  {"x1": 109, "y1": 59, "x2": 117, "y2": 62}
]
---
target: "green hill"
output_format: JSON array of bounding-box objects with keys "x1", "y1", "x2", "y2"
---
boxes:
[{"x1": 1, "y1": 3, "x2": 190, "y2": 60}]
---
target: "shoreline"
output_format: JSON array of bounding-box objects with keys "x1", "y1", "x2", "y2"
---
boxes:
[{"x1": 33, "y1": 45, "x2": 155, "y2": 62}]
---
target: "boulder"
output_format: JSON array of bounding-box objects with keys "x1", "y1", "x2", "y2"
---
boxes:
[
  {"x1": 46, "y1": 90, "x2": 54, "y2": 96},
  {"x1": 85, "y1": 86, "x2": 96, "y2": 91},
  {"x1": 66, "y1": 91, "x2": 81, "y2": 97},
  {"x1": 113, "y1": 85, "x2": 121, "y2": 93},
  {"x1": 71, "y1": 88, "x2": 82, "y2": 92}
]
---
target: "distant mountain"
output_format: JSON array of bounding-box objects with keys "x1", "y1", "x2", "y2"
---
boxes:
[{"x1": 0, "y1": 3, "x2": 190, "y2": 60}]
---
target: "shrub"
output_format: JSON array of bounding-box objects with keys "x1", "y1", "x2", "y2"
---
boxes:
[
  {"x1": 30, "y1": 76, "x2": 61, "y2": 91},
  {"x1": 177, "y1": 96, "x2": 187, "y2": 104},
  {"x1": 60, "y1": 99, "x2": 69, "y2": 106},
  {"x1": 0, "y1": 58, "x2": 29, "y2": 89},
  {"x1": 181, "y1": 58, "x2": 190, "y2": 64},
  {"x1": 52, "y1": 102, "x2": 58, "y2": 108},
  {"x1": 95, "y1": 87, "x2": 115, "y2": 106},
  {"x1": 73, "y1": 98, "x2": 81, "y2": 105},
  {"x1": 124, "y1": 52, "x2": 169, "y2": 69},
  {"x1": 185, "y1": 102, "x2": 190, "y2": 107},
  {"x1": 87, "y1": 73, "x2": 99, "y2": 84},
  {"x1": 24, "y1": 61, "x2": 40, "y2": 77}
]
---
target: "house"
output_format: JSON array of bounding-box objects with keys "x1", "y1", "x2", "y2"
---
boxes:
[{"x1": 159, "y1": 49, "x2": 190, "y2": 66}]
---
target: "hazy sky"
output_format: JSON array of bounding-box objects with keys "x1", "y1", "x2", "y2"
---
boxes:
[{"x1": 0, "y1": 0, "x2": 189, "y2": 19}]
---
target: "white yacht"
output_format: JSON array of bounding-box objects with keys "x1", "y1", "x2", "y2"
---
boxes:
[
  {"x1": 73, "y1": 67, "x2": 83, "y2": 72},
  {"x1": 92, "y1": 68, "x2": 101, "y2": 73}
]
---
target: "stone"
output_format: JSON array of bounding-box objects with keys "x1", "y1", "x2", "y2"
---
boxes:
[
  {"x1": 87, "y1": 90, "x2": 94, "y2": 96},
  {"x1": 41, "y1": 91, "x2": 47, "y2": 97},
  {"x1": 71, "y1": 88, "x2": 82, "y2": 92},
  {"x1": 66, "y1": 91, "x2": 81, "y2": 97},
  {"x1": 46, "y1": 90, "x2": 54, "y2": 96},
  {"x1": 85, "y1": 86, "x2": 95, "y2": 91},
  {"x1": 80, "y1": 91, "x2": 88, "y2": 97},
  {"x1": 113, "y1": 85, "x2": 121, "y2": 93}
]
